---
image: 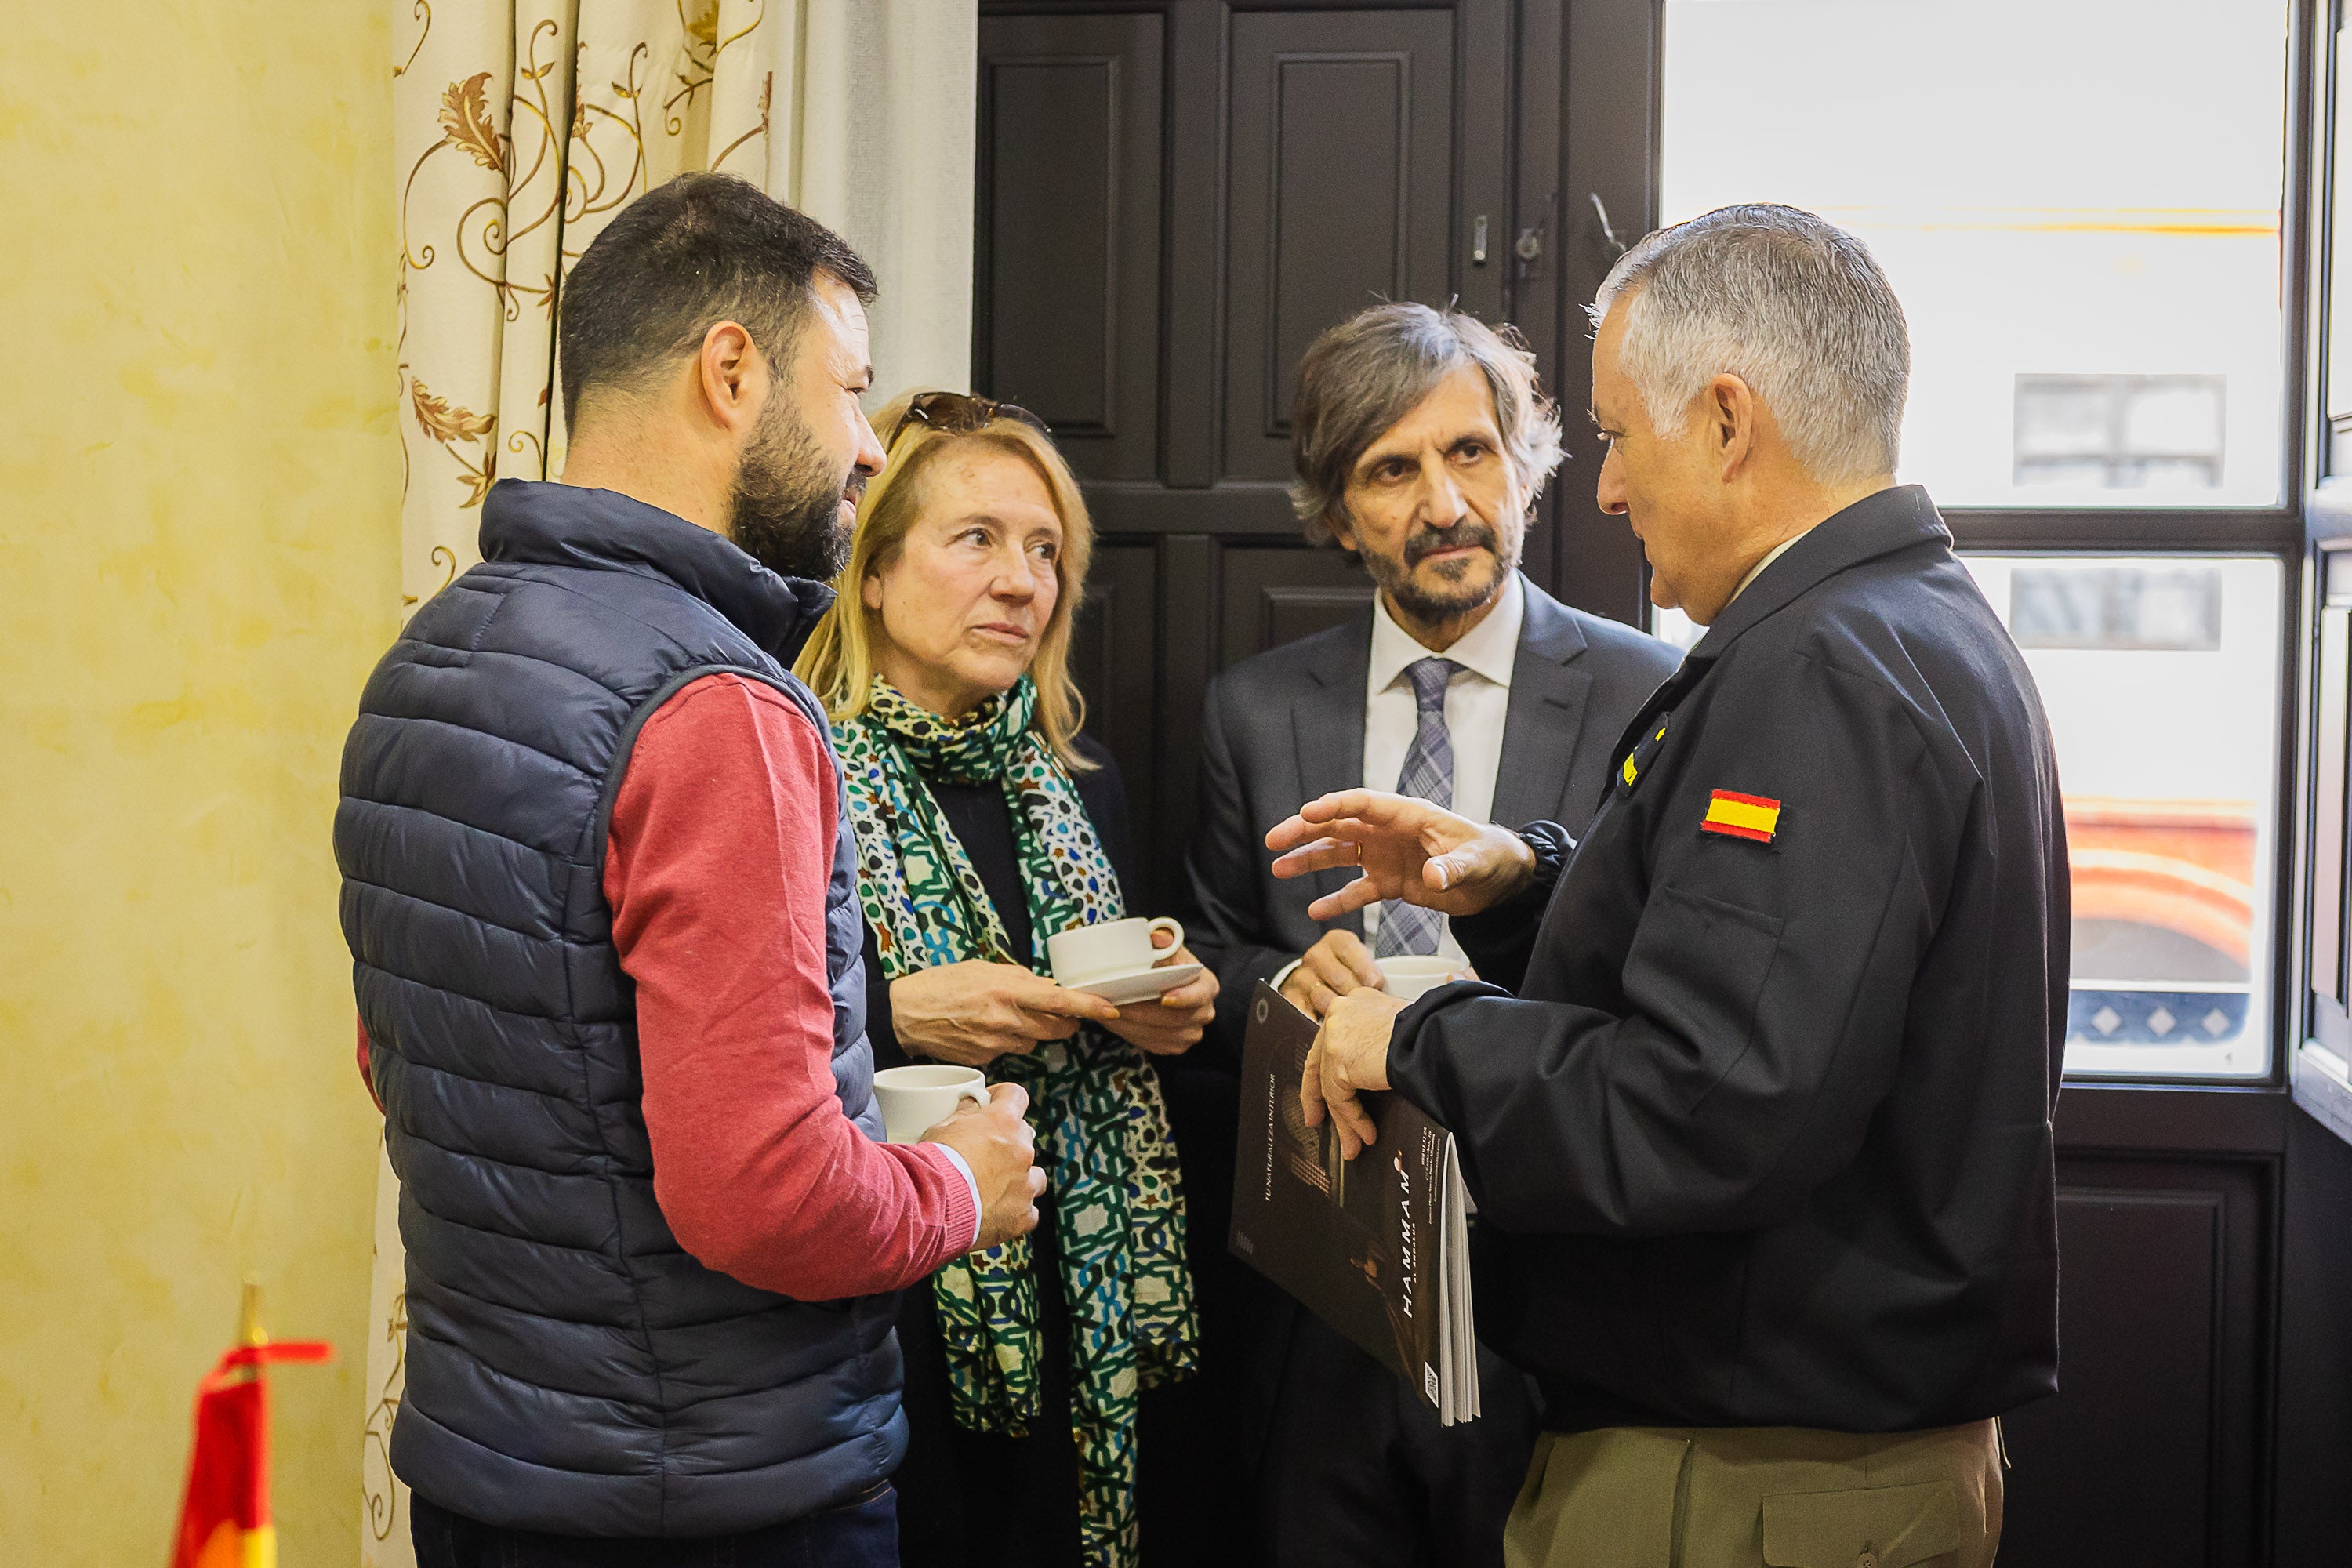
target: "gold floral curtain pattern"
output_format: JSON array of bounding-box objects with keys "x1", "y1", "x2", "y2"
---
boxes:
[
  {"x1": 398, "y1": 0, "x2": 771, "y2": 606},
  {"x1": 368, "y1": 3, "x2": 976, "y2": 1561},
  {"x1": 360, "y1": 1137, "x2": 408, "y2": 1568},
  {"x1": 392, "y1": 0, "x2": 978, "y2": 606}
]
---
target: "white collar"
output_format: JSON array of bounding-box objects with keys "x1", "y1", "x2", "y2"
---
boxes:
[
  {"x1": 1729, "y1": 532, "x2": 1808, "y2": 606},
  {"x1": 1368, "y1": 570, "x2": 1526, "y2": 694}
]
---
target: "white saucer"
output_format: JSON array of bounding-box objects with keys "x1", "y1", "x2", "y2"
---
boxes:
[{"x1": 1065, "y1": 961, "x2": 1205, "y2": 1007}]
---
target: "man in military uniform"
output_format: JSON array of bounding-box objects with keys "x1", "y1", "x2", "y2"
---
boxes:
[{"x1": 1266, "y1": 204, "x2": 2066, "y2": 1567}]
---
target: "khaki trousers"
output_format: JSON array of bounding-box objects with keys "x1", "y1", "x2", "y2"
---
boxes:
[{"x1": 1504, "y1": 1420, "x2": 2004, "y2": 1568}]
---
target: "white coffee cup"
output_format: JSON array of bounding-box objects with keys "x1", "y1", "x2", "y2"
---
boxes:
[
  {"x1": 1044, "y1": 916, "x2": 1185, "y2": 984},
  {"x1": 873, "y1": 1064, "x2": 992, "y2": 1145},
  {"x1": 1376, "y1": 956, "x2": 1466, "y2": 1004}
]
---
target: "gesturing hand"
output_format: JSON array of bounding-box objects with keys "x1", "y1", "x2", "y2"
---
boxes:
[
  {"x1": 1301, "y1": 987, "x2": 1407, "y2": 1160},
  {"x1": 889, "y1": 960, "x2": 1121, "y2": 1068},
  {"x1": 1265, "y1": 789, "x2": 1537, "y2": 923}
]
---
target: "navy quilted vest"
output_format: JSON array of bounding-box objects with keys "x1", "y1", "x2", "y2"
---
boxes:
[{"x1": 336, "y1": 479, "x2": 901, "y2": 1537}]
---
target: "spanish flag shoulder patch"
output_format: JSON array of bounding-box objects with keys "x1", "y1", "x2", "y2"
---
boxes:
[{"x1": 1701, "y1": 789, "x2": 1781, "y2": 844}]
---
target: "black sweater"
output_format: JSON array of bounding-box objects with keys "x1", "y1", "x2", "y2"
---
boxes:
[{"x1": 858, "y1": 732, "x2": 1137, "y2": 1568}]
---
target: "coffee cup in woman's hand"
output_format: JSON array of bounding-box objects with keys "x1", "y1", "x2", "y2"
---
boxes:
[
  {"x1": 1044, "y1": 916, "x2": 1186, "y2": 985},
  {"x1": 1101, "y1": 925, "x2": 1221, "y2": 1057},
  {"x1": 924, "y1": 1082, "x2": 1050, "y2": 1250}
]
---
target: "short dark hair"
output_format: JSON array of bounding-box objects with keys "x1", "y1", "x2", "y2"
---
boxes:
[
  {"x1": 1289, "y1": 303, "x2": 1563, "y2": 545},
  {"x1": 556, "y1": 172, "x2": 877, "y2": 429}
]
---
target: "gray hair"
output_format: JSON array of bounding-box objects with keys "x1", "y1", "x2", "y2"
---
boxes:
[
  {"x1": 1290, "y1": 303, "x2": 1564, "y2": 542},
  {"x1": 1589, "y1": 204, "x2": 1909, "y2": 484}
]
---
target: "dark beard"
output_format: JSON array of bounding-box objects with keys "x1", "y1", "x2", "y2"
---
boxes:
[
  {"x1": 1361, "y1": 516, "x2": 1522, "y2": 625},
  {"x1": 727, "y1": 396, "x2": 859, "y2": 582}
]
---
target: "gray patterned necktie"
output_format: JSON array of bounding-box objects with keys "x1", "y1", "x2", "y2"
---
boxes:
[{"x1": 1374, "y1": 656, "x2": 1459, "y2": 957}]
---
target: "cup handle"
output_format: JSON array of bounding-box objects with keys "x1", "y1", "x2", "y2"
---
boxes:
[
  {"x1": 957, "y1": 1083, "x2": 993, "y2": 1114},
  {"x1": 1147, "y1": 916, "x2": 1185, "y2": 957}
]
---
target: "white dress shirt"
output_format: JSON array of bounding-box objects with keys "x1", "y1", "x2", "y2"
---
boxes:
[
  {"x1": 1269, "y1": 573, "x2": 1526, "y2": 989},
  {"x1": 1359, "y1": 572, "x2": 1525, "y2": 966}
]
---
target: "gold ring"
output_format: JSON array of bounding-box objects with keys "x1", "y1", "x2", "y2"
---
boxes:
[{"x1": 1352, "y1": 841, "x2": 1363, "y2": 866}]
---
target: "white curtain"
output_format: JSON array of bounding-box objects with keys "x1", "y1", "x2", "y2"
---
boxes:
[
  {"x1": 365, "y1": 4, "x2": 976, "y2": 1559},
  {"x1": 390, "y1": 0, "x2": 977, "y2": 606}
]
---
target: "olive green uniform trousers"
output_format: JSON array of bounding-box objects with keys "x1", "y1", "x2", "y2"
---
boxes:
[{"x1": 1504, "y1": 1420, "x2": 2003, "y2": 1568}]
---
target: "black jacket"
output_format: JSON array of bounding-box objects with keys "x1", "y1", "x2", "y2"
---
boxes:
[
  {"x1": 1185, "y1": 575, "x2": 1681, "y2": 1054},
  {"x1": 1389, "y1": 486, "x2": 2067, "y2": 1433}
]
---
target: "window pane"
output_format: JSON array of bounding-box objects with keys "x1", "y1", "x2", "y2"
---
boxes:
[
  {"x1": 1655, "y1": 557, "x2": 2281, "y2": 1078},
  {"x1": 1965, "y1": 555, "x2": 2282, "y2": 1077},
  {"x1": 1661, "y1": 1, "x2": 2290, "y2": 508}
]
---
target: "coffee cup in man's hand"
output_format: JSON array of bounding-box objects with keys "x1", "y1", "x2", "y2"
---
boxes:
[
  {"x1": 874, "y1": 1063, "x2": 991, "y2": 1144},
  {"x1": 922, "y1": 1082, "x2": 1048, "y2": 1251}
]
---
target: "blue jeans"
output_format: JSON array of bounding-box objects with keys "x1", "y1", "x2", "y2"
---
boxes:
[{"x1": 410, "y1": 1484, "x2": 898, "y2": 1568}]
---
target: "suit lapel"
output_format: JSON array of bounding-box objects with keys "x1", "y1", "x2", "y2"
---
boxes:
[
  {"x1": 1291, "y1": 614, "x2": 1371, "y2": 936},
  {"x1": 1492, "y1": 583, "x2": 1595, "y2": 829}
]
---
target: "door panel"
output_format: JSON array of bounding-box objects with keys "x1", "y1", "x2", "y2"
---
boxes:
[
  {"x1": 2004, "y1": 1183, "x2": 2224, "y2": 1566},
  {"x1": 976, "y1": 14, "x2": 1163, "y2": 481},
  {"x1": 2000, "y1": 1095, "x2": 2278, "y2": 1568},
  {"x1": 1069, "y1": 541, "x2": 1162, "y2": 860},
  {"x1": 1223, "y1": 9, "x2": 1457, "y2": 482},
  {"x1": 1217, "y1": 544, "x2": 1376, "y2": 673}
]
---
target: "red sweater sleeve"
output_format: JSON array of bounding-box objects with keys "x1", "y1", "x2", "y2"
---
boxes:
[
  {"x1": 605, "y1": 672, "x2": 977, "y2": 1298},
  {"x1": 358, "y1": 1019, "x2": 382, "y2": 1112}
]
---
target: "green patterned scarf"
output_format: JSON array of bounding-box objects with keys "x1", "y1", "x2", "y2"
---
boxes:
[{"x1": 835, "y1": 676, "x2": 1199, "y2": 1567}]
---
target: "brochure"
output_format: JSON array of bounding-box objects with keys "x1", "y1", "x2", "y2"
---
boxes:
[{"x1": 1228, "y1": 982, "x2": 1479, "y2": 1423}]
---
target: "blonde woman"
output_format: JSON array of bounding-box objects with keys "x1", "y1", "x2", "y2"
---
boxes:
[{"x1": 797, "y1": 392, "x2": 1214, "y2": 1568}]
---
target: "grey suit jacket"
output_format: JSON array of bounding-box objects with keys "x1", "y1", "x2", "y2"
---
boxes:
[{"x1": 1183, "y1": 575, "x2": 1684, "y2": 1053}]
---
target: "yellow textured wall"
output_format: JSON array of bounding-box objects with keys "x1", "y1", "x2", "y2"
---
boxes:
[{"x1": 0, "y1": 2, "x2": 400, "y2": 1563}]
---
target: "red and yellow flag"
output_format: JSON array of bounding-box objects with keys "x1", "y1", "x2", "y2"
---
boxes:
[
  {"x1": 1701, "y1": 789, "x2": 1783, "y2": 844},
  {"x1": 169, "y1": 1290, "x2": 332, "y2": 1568}
]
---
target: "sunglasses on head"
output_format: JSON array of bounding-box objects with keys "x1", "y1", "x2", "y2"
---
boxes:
[{"x1": 884, "y1": 391, "x2": 1052, "y2": 450}]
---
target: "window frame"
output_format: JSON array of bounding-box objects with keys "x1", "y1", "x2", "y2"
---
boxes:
[
  {"x1": 1551, "y1": 0, "x2": 2325, "y2": 1090},
  {"x1": 2292, "y1": 0, "x2": 2352, "y2": 1133}
]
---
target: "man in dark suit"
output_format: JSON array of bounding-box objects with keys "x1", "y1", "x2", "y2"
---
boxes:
[{"x1": 1181, "y1": 303, "x2": 1679, "y2": 1568}]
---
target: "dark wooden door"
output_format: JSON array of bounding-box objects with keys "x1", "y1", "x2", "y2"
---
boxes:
[
  {"x1": 975, "y1": 12, "x2": 1165, "y2": 485},
  {"x1": 1219, "y1": 9, "x2": 1458, "y2": 483},
  {"x1": 985, "y1": 12, "x2": 2352, "y2": 1566},
  {"x1": 978, "y1": 0, "x2": 1517, "y2": 911}
]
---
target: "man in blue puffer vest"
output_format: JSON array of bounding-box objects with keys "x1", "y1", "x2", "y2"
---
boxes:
[{"x1": 338, "y1": 173, "x2": 1048, "y2": 1567}]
